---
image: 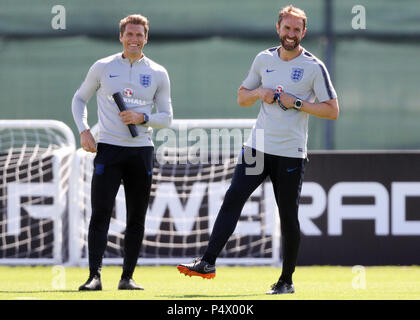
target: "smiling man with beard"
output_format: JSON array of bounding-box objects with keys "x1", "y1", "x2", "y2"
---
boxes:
[{"x1": 177, "y1": 5, "x2": 339, "y2": 295}]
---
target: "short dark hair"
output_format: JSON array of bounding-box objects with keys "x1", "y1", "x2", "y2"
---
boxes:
[
  {"x1": 119, "y1": 14, "x2": 149, "y2": 35},
  {"x1": 278, "y1": 5, "x2": 307, "y2": 30}
]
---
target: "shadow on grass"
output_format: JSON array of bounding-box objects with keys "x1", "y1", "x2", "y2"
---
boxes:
[
  {"x1": 156, "y1": 294, "x2": 264, "y2": 299},
  {"x1": 0, "y1": 290, "x2": 81, "y2": 294}
]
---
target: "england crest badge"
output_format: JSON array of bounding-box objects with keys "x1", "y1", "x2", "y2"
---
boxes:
[
  {"x1": 140, "y1": 74, "x2": 152, "y2": 88},
  {"x1": 290, "y1": 68, "x2": 304, "y2": 82}
]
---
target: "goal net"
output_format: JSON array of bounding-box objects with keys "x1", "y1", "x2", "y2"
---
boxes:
[
  {"x1": 0, "y1": 120, "x2": 75, "y2": 264},
  {"x1": 69, "y1": 119, "x2": 280, "y2": 266}
]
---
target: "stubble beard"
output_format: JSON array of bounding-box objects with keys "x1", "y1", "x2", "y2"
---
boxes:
[{"x1": 280, "y1": 36, "x2": 300, "y2": 51}]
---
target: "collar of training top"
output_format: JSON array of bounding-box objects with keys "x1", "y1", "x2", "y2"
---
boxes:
[{"x1": 119, "y1": 52, "x2": 147, "y2": 65}]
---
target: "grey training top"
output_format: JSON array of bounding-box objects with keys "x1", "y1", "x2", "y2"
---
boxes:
[
  {"x1": 242, "y1": 46, "x2": 337, "y2": 159},
  {"x1": 72, "y1": 53, "x2": 173, "y2": 147}
]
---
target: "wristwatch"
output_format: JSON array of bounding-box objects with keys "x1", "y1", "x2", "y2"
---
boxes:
[
  {"x1": 294, "y1": 98, "x2": 303, "y2": 110},
  {"x1": 141, "y1": 113, "x2": 149, "y2": 124}
]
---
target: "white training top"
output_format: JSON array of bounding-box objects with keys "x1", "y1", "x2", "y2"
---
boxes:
[
  {"x1": 72, "y1": 52, "x2": 173, "y2": 147},
  {"x1": 242, "y1": 46, "x2": 337, "y2": 159}
]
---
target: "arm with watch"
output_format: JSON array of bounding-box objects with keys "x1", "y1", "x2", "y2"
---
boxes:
[
  {"x1": 119, "y1": 69, "x2": 173, "y2": 129},
  {"x1": 118, "y1": 110, "x2": 149, "y2": 126},
  {"x1": 275, "y1": 87, "x2": 339, "y2": 120}
]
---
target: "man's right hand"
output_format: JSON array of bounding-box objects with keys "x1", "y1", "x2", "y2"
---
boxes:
[
  {"x1": 237, "y1": 86, "x2": 276, "y2": 107},
  {"x1": 258, "y1": 88, "x2": 276, "y2": 104},
  {"x1": 80, "y1": 129, "x2": 97, "y2": 153}
]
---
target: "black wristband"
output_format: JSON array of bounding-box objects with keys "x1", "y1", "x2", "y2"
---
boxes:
[
  {"x1": 141, "y1": 113, "x2": 149, "y2": 124},
  {"x1": 274, "y1": 92, "x2": 288, "y2": 111}
]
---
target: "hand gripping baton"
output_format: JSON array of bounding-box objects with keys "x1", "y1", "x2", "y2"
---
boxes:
[{"x1": 112, "y1": 92, "x2": 139, "y2": 138}]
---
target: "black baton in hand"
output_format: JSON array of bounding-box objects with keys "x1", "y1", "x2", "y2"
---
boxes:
[{"x1": 112, "y1": 92, "x2": 139, "y2": 138}]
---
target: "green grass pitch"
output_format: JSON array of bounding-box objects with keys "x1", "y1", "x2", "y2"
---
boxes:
[{"x1": 0, "y1": 265, "x2": 419, "y2": 300}]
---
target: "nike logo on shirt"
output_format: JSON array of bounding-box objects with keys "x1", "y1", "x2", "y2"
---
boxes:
[
  {"x1": 266, "y1": 69, "x2": 275, "y2": 73},
  {"x1": 109, "y1": 74, "x2": 119, "y2": 78}
]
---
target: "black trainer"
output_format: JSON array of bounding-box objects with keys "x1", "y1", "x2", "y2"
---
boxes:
[
  {"x1": 118, "y1": 278, "x2": 144, "y2": 290},
  {"x1": 266, "y1": 279, "x2": 295, "y2": 294},
  {"x1": 78, "y1": 275, "x2": 102, "y2": 291},
  {"x1": 177, "y1": 257, "x2": 216, "y2": 279}
]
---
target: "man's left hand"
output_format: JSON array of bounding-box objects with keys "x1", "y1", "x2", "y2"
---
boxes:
[
  {"x1": 278, "y1": 92, "x2": 296, "y2": 109},
  {"x1": 119, "y1": 110, "x2": 144, "y2": 125}
]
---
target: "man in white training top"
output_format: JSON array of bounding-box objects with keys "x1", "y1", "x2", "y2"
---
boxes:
[
  {"x1": 72, "y1": 14, "x2": 173, "y2": 291},
  {"x1": 178, "y1": 5, "x2": 339, "y2": 295}
]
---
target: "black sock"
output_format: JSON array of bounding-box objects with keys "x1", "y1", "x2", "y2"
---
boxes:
[
  {"x1": 202, "y1": 252, "x2": 217, "y2": 265},
  {"x1": 121, "y1": 271, "x2": 132, "y2": 280},
  {"x1": 89, "y1": 268, "x2": 101, "y2": 279},
  {"x1": 279, "y1": 274, "x2": 292, "y2": 285}
]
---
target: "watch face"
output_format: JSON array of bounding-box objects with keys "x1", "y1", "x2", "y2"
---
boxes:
[{"x1": 295, "y1": 99, "x2": 302, "y2": 108}]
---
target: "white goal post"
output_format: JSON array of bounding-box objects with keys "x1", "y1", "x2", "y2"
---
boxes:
[
  {"x1": 0, "y1": 120, "x2": 75, "y2": 265},
  {"x1": 68, "y1": 119, "x2": 281, "y2": 266},
  {"x1": 0, "y1": 119, "x2": 280, "y2": 266}
]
